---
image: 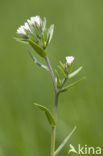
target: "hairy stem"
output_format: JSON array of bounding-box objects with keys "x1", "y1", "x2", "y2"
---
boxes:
[{"x1": 45, "y1": 56, "x2": 58, "y2": 156}]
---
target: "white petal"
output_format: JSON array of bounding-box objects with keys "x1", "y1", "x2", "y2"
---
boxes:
[
  {"x1": 17, "y1": 25, "x2": 26, "y2": 35},
  {"x1": 24, "y1": 22, "x2": 30, "y2": 30},
  {"x1": 27, "y1": 19, "x2": 33, "y2": 25},
  {"x1": 30, "y1": 16, "x2": 41, "y2": 26},
  {"x1": 66, "y1": 56, "x2": 74, "y2": 64}
]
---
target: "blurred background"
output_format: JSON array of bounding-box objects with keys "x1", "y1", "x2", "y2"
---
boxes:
[{"x1": 0, "y1": 0, "x2": 103, "y2": 155}]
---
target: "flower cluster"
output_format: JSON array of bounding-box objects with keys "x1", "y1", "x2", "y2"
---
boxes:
[{"x1": 16, "y1": 16, "x2": 54, "y2": 50}]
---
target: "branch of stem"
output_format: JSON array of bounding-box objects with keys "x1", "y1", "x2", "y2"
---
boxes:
[{"x1": 45, "y1": 56, "x2": 69, "y2": 156}]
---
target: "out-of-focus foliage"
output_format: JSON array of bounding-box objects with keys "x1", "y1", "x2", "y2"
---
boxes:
[{"x1": 0, "y1": 0, "x2": 103, "y2": 156}]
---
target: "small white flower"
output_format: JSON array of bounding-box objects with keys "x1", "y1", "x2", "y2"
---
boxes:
[
  {"x1": 30, "y1": 16, "x2": 41, "y2": 26},
  {"x1": 66, "y1": 56, "x2": 74, "y2": 65},
  {"x1": 17, "y1": 25, "x2": 26, "y2": 35}
]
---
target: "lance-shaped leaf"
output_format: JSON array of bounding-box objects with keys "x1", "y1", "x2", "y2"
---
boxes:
[
  {"x1": 58, "y1": 65, "x2": 67, "y2": 78},
  {"x1": 59, "y1": 61, "x2": 65, "y2": 70},
  {"x1": 60, "y1": 77, "x2": 85, "y2": 93},
  {"x1": 15, "y1": 37, "x2": 47, "y2": 58},
  {"x1": 14, "y1": 37, "x2": 28, "y2": 44},
  {"x1": 55, "y1": 70, "x2": 62, "y2": 88},
  {"x1": 28, "y1": 39, "x2": 47, "y2": 58},
  {"x1": 55, "y1": 126, "x2": 77, "y2": 155},
  {"x1": 34, "y1": 103, "x2": 55, "y2": 127},
  {"x1": 26, "y1": 48, "x2": 48, "y2": 71},
  {"x1": 42, "y1": 17, "x2": 46, "y2": 32},
  {"x1": 48, "y1": 24, "x2": 54, "y2": 44},
  {"x1": 67, "y1": 62, "x2": 73, "y2": 74},
  {"x1": 69, "y1": 66, "x2": 83, "y2": 79}
]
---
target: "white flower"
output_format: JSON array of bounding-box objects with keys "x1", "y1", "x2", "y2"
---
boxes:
[
  {"x1": 17, "y1": 22, "x2": 30, "y2": 35},
  {"x1": 66, "y1": 56, "x2": 74, "y2": 65},
  {"x1": 17, "y1": 25, "x2": 26, "y2": 35},
  {"x1": 28, "y1": 16, "x2": 41, "y2": 26}
]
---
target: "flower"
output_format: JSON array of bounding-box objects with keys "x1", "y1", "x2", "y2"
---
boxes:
[
  {"x1": 16, "y1": 16, "x2": 54, "y2": 49},
  {"x1": 17, "y1": 25, "x2": 26, "y2": 35},
  {"x1": 29, "y1": 16, "x2": 41, "y2": 26},
  {"x1": 66, "y1": 56, "x2": 74, "y2": 65}
]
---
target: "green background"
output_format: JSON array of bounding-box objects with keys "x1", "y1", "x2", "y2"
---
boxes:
[{"x1": 0, "y1": 0, "x2": 103, "y2": 155}]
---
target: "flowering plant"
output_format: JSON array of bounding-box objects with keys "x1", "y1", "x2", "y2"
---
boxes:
[{"x1": 15, "y1": 16, "x2": 84, "y2": 156}]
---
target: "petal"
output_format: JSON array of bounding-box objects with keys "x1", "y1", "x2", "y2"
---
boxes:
[
  {"x1": 17, "y1": 25, "x2": 26, "y2": 35},
  {"x1": 30, "y1": 16, "x2": 41, "y2": 26},
  {"x1": 24, "y1": 22, "x2": 30, "y2": 30}
]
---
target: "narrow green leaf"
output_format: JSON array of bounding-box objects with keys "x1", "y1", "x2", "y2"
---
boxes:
[
  {"x1": 60, "y1": 77, "x2": 85, "y2": 93},
  {"x1": 58, "y1": 65, "x2": 67, "y2": 78},
  {"x1": 69, "y1": 66, "x2": 83, "y2": 79},
  {"x1": 14, "y1": 37, "x2": 28, "y2": 44},
  {"x1": 55, "y1": 126, "x2": 77, "y2": 155},
  {"x1": 55, "y1": 70, "x2": 61, "y2": 88},
  {"x1": 42, "y1": 17, "x2": 46, "y2": 32},
  {"x1": 28, "y1": 39, "x2": 47, "y2": 58},
  {"x1": 48, "y1": 24, "x2": 54, "y2": 43},
  {"x1": 15, "y1": 37, "x2": 47, "y2": 58},
  {"x1": 26, "y1": 48, "x2": 48, "y2": 71},
  {"x1": 59, "y1": 61, "x2": 65, "y2": 70},
  {"x1": 67, "y1": 62, "x2": 73, "y2": 73},
  {"x1": 34, "y1": 103, "x2": 55, "y2": 126}
]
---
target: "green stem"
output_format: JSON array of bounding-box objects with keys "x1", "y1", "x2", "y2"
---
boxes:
[
  {"x1": 45, "y1": 56, "x2": 57, "y2": 94},
  {"x1": 51, "y1": 93, "x2": 58, "y2": 156},
  {"x1": 51, "y1": 126, "x2": 56, "y2": 156},
  {"x1": 45, "y1": 56, "x2": 58, "y2": 156}
]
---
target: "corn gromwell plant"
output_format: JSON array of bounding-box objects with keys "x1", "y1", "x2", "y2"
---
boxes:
[{"x1": 15, "y1": 15, "x2": 85, "y2": 156}]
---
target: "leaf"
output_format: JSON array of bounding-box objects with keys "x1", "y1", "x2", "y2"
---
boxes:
[
  {"x1": 55, "y1": 126, "x2": 77, "y2": 155},
  {"x1": 67, "y1": 62, "x2": 73, "y2": 73},
  {"x1": 60, "y1": 77, "x2": 85, "y2": 93},
  {"x1": 55, "y1": 70, "x2": 61, "y2": 88},
  {"x1": 48, "y1": 24, "x2": 54, "y2": 43},
  {"x1": 28, "y1": 39, "x2": 47, "y2": 58},
  {"x1": 14, "y1": 37, "x2": 28, "y2": 44},
  {"x1": 69, "y1": 66, "x2": 83, "y2": 79},
  {"x1": 42, "y1": 17, "x2": 46, "y2": 32},
  {"x1": 34, "y1": 103, "x2": 55, "y2": 127},
  {"x1": 26, "y1": 48, "x2": 49, "y2": 71},
  {"x1": 58, "y1": 65, "x2": 67, "y2": 78},
  {"x1": 59, "y1": 61, "x2": 65, "y2": 70}
]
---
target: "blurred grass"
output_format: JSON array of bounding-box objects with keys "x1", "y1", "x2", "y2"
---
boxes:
[{"x1": 0, "y1": 0, "x2": 103, "y2": 155}]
